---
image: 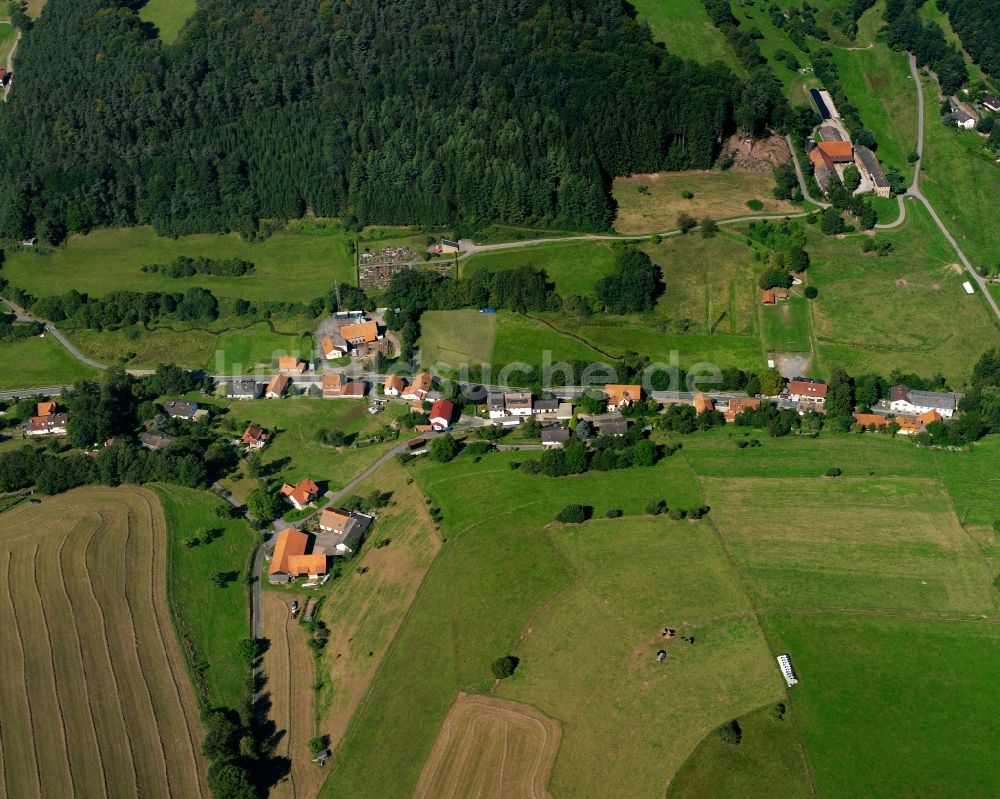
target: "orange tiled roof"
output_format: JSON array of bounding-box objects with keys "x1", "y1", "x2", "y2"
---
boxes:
[
  {"x1": 269, "y1": 529, "x2": 309, "y2": 576},
  {"x1": 340, "y1": 319, "x2": 378, "y2": 343},
  {"x1": 604, "y1": 385, "x2": 641, "y2": 407},
  {"x1": 288, "y1": 552, "x2": 327, "y2": 577}
]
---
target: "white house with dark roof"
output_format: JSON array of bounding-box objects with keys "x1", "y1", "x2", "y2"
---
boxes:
[{"x1": 888, "y1": 386, "x2": 961, "y2": 419}]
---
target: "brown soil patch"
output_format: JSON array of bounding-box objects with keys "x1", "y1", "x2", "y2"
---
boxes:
[
  {"x1": 262, "y1": 592, "x2": 324, "y2": 799},
  {"x1": 719, "y1": 133, "x2": 792, "y2": 171},
  {"x1": 947, "y1": 263, "x2": 964, "y2": 274},
  {"x1": 896, "y1": 279, "x2": 908, "y2": 288},
  {"x1": 413, "y1": 693, "x2": 562, "y2": 799}
]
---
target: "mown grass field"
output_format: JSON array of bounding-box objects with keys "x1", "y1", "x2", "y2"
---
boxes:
[
  {"x1": 765, "y1": 613, "x2": 1000, "y2": 799},
  {"x1": 498, "y1": 516, "x2": 784, "y2": 798},
  {"x1": 321, "y1": 451, "x2": 706, "y2": 798},
  {"x1": 667, "y1": 704, "x2": 812, "y2": 799},
  {"x1": 612, "y1": 170, "x2": 798, "y2": 235},
  {"x1": 138, "y1": 0, "x2": 196, "y2": 44},
  {"x1": 806, "y1": 202, "x2": 999, "y2": 384},
  {"x1": 917, "y1": 72, "x2": 1000, "y2": 269},
  {"x1": 760, "y1": 293, "x2": 812, "y2": 353},
  {"x1": 704, "y1": 476, "x2": 994, "y2": 613},
  {"x1": 0, "y1": 332, "x2": 100, "y2": 389},
  {"x1": 313, "y1": 427, "x2": 1000, "y2": 798},
  {"x1": 419, "y1": 309, "x2": 497, "y2": 368},
  {"x1": 155, "y1": 484, "x2": 255, "y2": 711},
  {"x1": 414, "y1": 694, "x2": 562, "y2": 799},
  {"x1": 629, "y1": 0, "x2": 744, "y2": 73},
  {"x1": 2, "y1": 223, "x2": 356, "y2": 303},
  {"x1": 0, "y1": 487, "x2": 208, "y2": 797},
  {"x1": 261, "y1": 592, "x2": 325, "y2": 799},
  {"x1": 463, "y1": 239, "x2": 620, "y2": 296}
]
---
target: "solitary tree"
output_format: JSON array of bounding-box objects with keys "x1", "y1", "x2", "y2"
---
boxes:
[
  {"x1": 246, "y1": 487, "x2": 281, "y2": 522},
  {"x1": 717, "y1": 719, "x2": 742, "y2": 745},
  {"x1": 556, "y1": 504, "x2": 587, "y2": 524},
  {"x1": 430, "y1": 434, "x2": 460, "y2": 463},
  {"x1": 491, "y1": 655, "x2": 520, "y2": 679}
]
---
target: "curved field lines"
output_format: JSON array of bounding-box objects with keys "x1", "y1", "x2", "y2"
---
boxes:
[
  {"x1": 413, "y1": 694, "x2": 562, "y2": 799},
  {"x1": 0, "y1": 486, "x2": 208, "y2": 798},
  {"x1": 262, "y1": 592, "x2": 324, "y2": 799}
]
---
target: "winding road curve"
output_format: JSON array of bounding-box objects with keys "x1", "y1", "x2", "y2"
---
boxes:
[{"x1": 902, "y1": 54, "x2": 1000, "y2": 320}]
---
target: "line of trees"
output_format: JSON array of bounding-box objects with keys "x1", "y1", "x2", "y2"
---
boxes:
[
  {"x1": 0, "y1": 0, "x2": 778, "y2": 243},
  {"x1": 1, "y1": 281, "x2": 220, "y2": 329},
  {"x1": 141, "y1": 256, "x2": 255, "y2": 278}
]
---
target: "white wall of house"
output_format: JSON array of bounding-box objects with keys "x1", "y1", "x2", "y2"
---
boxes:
[{"x1": 889, "y1": 399, "x2": 953, "y2": 418}]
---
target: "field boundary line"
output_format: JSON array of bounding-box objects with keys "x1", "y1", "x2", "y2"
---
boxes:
[
  {"x1": 329, "y1": 476, "x2": 453, "y2": 760},
  {"x1": 80, "y1": 516, "x2": 142, "y2": 795},
  {"x1": 134, "y1": 489, "x2": 208, "y2": 798},
  {"x1": 53, "y1": 527, "x2": 111, "y2": 797},
  {"x1": 4, "y1": 551, "x2": 43, "y2": 797},
  {"x1": 688, "y1": 465, "x2": 820, "y2": 798},
  {"x1": 118, "y1": 498, "x2": 172, "y2": 794},
  {"x1": 30, "y1": 544, "x2": 76, "y2": 795}
]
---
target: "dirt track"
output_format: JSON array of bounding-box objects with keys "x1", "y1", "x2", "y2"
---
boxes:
[
  {"x1": 413, "y1": 693, "x2": 562, "y2": 799},
  {"x1": 0, "y1": 487, "x2": 207, "y2": 798},
  {"x1": 262, "y1": 592, "x2": 324, "y2": 799}
]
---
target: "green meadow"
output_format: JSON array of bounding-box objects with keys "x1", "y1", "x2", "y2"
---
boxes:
[
  {"x1": 0, "y1": 333, "x2": 100, "y2": 389},
  {"x1": 806, "y1": 202, "x2": 999, "y2": 384},
  {"x1": 138, "y1": 0, "x2": 196, "y2": 45},
  {"x1": 630, "y1": 0, "x2": 744, "y2": 73},
  {"x1": 462, "y1": 240, "x2": 620, "y2": 297},
  {"x1": 917, "y1": 73, "x2": 1000, "y2": 269},
  {"x1": 831, "y1": 43, "x2": 918, "y2": 176},
  {"x1": 155, "y1": 483, "x2": 256, "y2": 710},
  {"x1": 316, "y1": 429, "x2": 1000, "y2": 798},
  {"x1": 206, "y1": 395, "x2": 409, "y2": 502},
  {"x1": 2, "y1": 223, "x2": 356, "y2": 303}
]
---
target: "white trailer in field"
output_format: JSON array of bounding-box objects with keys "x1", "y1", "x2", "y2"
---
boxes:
[{"x1": 777, "y1": 653, "x2": 799, "y2": 687}]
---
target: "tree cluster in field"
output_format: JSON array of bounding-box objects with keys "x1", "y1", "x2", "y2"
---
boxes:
[
  {"x1": 645, "y1": 497, "x2": 711, "y2": 520},
  {"x1": 657, "y1": 403, "x2": 726, "y2": 434},
  {"x1": 594, "y1": 248, "x2": 664, "y2": 315},
  {"x1": 141, "y1": 256, "x2": 255, "y2": 278},
  {"x1": 764, "y1": 2, "x2": 829, "y2": 49},
  {"x1": 823, "y1": 178, "x2": 877, "y2": 231},
  {"x1": 0, "y1": 0, "x2": 783, "y2": 244},
  {"x1": 772, "y1": 164, "x2": 803, "y2": 203},
  {"x1": 861, "y1": 238, "x2": 894, "y2": 256},
  {"x1": 937, "y1": 0, "x2": 1000, "y2": 78},
  {"x1": 884, "y1": 0, "x2": 967, "y2": 94},
  {"x1": 519, "y1": 429, "x2": 665, "y2": 477},
  {"x1": 748, "y1": 219, "x2": 811, "y2": 285}
]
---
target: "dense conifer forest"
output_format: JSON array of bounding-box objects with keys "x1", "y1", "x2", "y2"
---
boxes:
[
  {"x1": 937, "y1": 0, "x2": 1000, "y2": 78},
  {"x1": 0, "y1": 0, "x2": 791, "y2": 242}
]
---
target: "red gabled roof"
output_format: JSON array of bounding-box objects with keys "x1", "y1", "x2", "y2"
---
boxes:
[
  {"x1": 429, "y1": 399, "x2": 455, "y2": 422},
  {"x1": 788, "y1": 379, "x2": 827, "y2": 399}
]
